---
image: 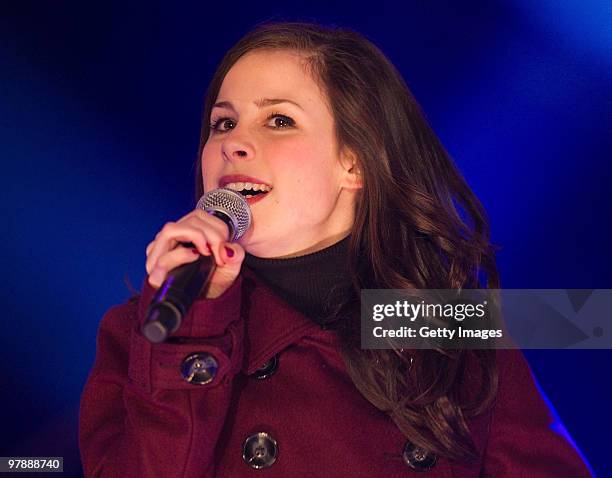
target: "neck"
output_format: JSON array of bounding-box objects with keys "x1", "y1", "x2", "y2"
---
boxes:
[
  {"x1": 244, "y1": 234, "x2": 352, "y2": 325},
  {"x1": 272, "y1": 230, "x2": 351, "y2": 259}
]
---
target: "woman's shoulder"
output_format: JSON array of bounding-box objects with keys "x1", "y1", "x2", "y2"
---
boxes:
[
  {"x1": 493, "y1": 349, "x2": 534, "y2": 385},
  {"x1": 99, "y1": 277, "x2": 161, "y2": 333},
  {"x1": 98, "y1": 294, "x2": 141, "y2": 338}
]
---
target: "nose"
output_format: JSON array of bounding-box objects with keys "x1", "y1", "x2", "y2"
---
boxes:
[{"x1": 221, "y1": 136, "x2": 255, "y2": 162}]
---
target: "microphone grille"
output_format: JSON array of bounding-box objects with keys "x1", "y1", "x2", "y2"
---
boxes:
[{"x1": 196, "y1": 188, "x2": 252, "y2": 241}]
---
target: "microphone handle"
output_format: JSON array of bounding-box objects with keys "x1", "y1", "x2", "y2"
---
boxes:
[{"x1": 141, "y1": 244, "x2": 216, "y2": 343}]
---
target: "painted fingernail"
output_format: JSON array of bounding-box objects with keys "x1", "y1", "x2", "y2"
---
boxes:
[
  {"x1": 225, "y1": 246, "x2": 234, "y2": 258},
  {"x1": 191, "y1": 248, "x2": 199, "y2": 255}
]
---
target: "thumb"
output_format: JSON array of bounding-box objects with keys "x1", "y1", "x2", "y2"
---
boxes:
[
  {"x1": 205, "y1": 242, "x2": 246, "y2": 299},
  {"x1": 220, "y1": 242, "x2": 245, "y2": 266}
]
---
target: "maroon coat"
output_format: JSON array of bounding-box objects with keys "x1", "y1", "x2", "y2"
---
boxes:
[{"x1": 79, "y1": 268, "x2": 592, "y2": 477}]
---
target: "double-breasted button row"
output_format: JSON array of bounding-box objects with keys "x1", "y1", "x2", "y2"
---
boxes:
[
  {"x1": 240, "y1": 434, "x2": 434, "y2": 471},
  {"x1": 402, "y1": 440, "x2": 437, "y2": 471},
  {"x1": 181, "y1": 351, "x2": 277, "y2": 384},
  {"x1": 243, "y1": 432, "x2": 278, "y2": 469},
  {"x1": 180, "y1": 353, "x2": 218, "y2": 385},
  {"x1": 251, "y1": 354, "x2": 279, "y2": 380},
  {"x1": 180, "y1": 353, "x2": 433, "y2": 471}
]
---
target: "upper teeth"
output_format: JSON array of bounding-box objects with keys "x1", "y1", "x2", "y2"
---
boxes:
[{"x1": 223, "y1": 182, "x2": 272, "y2": 192}]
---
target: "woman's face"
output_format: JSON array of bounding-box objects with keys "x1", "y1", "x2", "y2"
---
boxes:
[{"x1": 201, "y1": 50, "x2": 361, "y2": 258}]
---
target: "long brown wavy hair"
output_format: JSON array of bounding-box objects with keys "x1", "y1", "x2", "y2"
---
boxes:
[{"x1": 194, "y1": 21, "x2": 500, "y2": 463}]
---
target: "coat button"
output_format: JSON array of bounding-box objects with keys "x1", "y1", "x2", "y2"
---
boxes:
[
  {"x1": 242, "y1": 432, "x2": 278, "y2": 469},
  {"x1": 402, "y1": 440, "x2": 437, "y2": 471},
  {"x1": 180, "y1": 353, "x2": 218, "y2": 385},
  {"x1": 252, "y1": 354, "x2": 279, "y2": 380}
]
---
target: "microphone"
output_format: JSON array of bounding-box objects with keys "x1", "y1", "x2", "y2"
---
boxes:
[{"x1": 141, "y1": 188, "x2": 252, "y2": 343}]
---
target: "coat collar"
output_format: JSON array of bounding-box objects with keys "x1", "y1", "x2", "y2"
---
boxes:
[
  {"x1": 137, "y1": 268, "x2": 326, "y2": 375},
  {"x1": 240, "y1": 268, "x2": 324, "y2": 374}
]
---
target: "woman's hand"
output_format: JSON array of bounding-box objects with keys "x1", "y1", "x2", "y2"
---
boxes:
[{"x1": 145, "y1": 209, "x2": 246, "y2": 299}]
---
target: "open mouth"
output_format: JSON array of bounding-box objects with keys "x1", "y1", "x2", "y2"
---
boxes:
[{"x1": 222, "y1": 182, "x2": 272, "y2": 199}]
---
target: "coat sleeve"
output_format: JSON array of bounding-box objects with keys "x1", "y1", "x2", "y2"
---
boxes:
[
  {"x1": 79, "y1": 276, "x2": 245, "y2": 478},
  {"x1": 481, "y1": 349, "x2": 593, "y2": 477}
]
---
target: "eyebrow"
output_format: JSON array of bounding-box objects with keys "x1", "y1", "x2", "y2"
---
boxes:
[{"x1": 212, "y1": 98, "x2": 304, "y2": 111}]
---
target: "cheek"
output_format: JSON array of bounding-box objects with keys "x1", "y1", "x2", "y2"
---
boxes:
[{"x1": 275, "y1": 142, "x2": 341, "y2": 204}]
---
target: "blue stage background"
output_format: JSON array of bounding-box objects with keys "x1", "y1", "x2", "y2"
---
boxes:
[{"x1": 2, "y1": 2, "x2": 610, "y2": 476}]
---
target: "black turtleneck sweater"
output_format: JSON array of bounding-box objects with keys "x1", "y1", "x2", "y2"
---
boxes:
[{"x1": 243, "y1": 236, "x2": 352, "y2": 326}]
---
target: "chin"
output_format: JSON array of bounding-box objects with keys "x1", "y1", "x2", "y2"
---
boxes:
[
  {"x1": 236, "y1": 227, "x2": 264, "y2": 253},
  {"x1": 239, "y1": 230, "x2": 289, "y2": 258}
]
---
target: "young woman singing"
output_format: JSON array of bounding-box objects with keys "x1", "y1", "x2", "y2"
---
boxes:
[{"x1": 80, "y1": 22, "x2": 591, "y2": 477}]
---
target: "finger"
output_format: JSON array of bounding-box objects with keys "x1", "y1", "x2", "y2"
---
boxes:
[
  {"x1": 219, "y1": 242, "x2": 243, "y2": 263},
  {"x1": 148, "y1": 246, "x2": 201, "y2": 288},
  {"x1": 175, "y1": 209, "x2": 229, "y2": 239},
  {"x1": 146, "y1": 222, "x2": 210, "y2": 274},
  {"x1": 146, "y1": 222, "x2": 177, "y2": 274},
  {"x1": 171, "y1": 213, "x2": 232, "y2": 252},
  {"x1": 146, "y1": 236, "x2": 208, "y2": 275},
  {"x1": 191, "y1": 210, "x2": 231, "y2": 238},
  {"x1": 208, "y1": 241, "x2": 226, "y2": 268},
  {"x1": 181, "y1": 214, "x2": 231, "y2": 267},
  {"x1": 145, "y1": 240, "x2": 155, "y2": 256}
]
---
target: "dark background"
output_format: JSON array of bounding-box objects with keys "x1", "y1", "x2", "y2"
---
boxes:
[{"x1": 2, "y1": 1, "x2": 610, "y2": 476}]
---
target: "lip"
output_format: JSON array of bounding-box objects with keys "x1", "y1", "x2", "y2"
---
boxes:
[
  {"x1": 244, "y1": 193, "x2": 268, "y2": 206},
  {"x1": 219, "y1": 174, "x2": 272, "y2": 188}
]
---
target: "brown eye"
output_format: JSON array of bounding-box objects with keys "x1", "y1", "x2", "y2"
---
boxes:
[
  {"x1": 266, "y1": 114, "x2": 295, "y2": 129},
  {"x1": 210, "y1": 117, "x2": 236, "y2": 132}
]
